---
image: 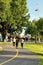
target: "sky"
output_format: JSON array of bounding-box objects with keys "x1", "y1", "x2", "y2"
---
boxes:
[{"x1": 27, "y1": 0, "x2": 43, "y2": 21}]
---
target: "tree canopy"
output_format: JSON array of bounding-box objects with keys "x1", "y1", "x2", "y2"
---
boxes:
[
  {"x1": 0, "y1": 0, "x2": 30, "y2": 40},
  {"x1": 25, "y1": 18, "x2": 43, "y2": 42}
]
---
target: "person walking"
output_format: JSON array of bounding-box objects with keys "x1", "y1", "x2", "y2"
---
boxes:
[
  {"x1": 16, "y1": 37, "x2": 19, "y2": 48},
  {"x1": 20, "y1": 38, "x2": 24, "y2": 48},
  {"x1": 13, "y1": 37, "x2": 16, "y2": 46}
]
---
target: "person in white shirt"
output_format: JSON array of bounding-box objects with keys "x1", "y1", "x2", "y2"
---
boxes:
[{"x1": 20, "y1": 38, "x2": 24, "y2": 48}]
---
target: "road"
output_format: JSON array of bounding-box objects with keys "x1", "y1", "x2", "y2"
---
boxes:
[{"x1": 0, "y1": 44, "x2": 40, "y2": 65}]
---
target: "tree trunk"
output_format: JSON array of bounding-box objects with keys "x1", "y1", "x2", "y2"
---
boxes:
[
  {"x1": 38, "y1": 37, "x2": 40, "y2": 43},
  {"x1": 35, "y1": 35, "x2": 37, "y2": 43}
]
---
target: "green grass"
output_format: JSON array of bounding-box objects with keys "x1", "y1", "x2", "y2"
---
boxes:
[{"x1": 24, "y1": 43, "x2": 43, "y2": 65}]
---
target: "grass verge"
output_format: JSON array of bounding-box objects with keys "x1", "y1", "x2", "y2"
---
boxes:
[
  {"x1": 24, "y1": 43, "x2": 43, "y2": 65},
  {"x1": 0, "y1": 42, "x2": 10, "y2": 45}
]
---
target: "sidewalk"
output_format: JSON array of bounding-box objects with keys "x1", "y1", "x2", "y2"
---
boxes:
[{"x1": 0, "y1": 44, "x2": 40, "y2": 65}]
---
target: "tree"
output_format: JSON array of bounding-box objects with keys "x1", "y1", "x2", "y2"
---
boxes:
[
  {"x1": 0, "y1": 0, "x2": 30, "y2": 40},
  {"x1": 0, "y1": 0, "x2": 6, "y2": 40},
  {"x1": 37, "y1": 18, "x2": 43, "y2": 31},
  {"x1": 25, "y1": 18, "x2": 43, "y2": 43},
  {"x1": 36, "y1": 18, "x2": 43, "y2": 42},
  {"x1": 0, "y1": 0, "x2": 11, "y2": 40},
  {"x1": 10, "y1": 0, "x2": 30, "y2": 32},
  {"x1": 25, "y1": 21, "x2": 31, "y2": 34},
  {"x1": 25, "y1": 19, "x2": 38, "y2": 43}
]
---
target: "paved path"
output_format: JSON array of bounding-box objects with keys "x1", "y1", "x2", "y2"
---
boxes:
[{"x1": 0, "y1": 44, "x2": 40, "y2": 65}]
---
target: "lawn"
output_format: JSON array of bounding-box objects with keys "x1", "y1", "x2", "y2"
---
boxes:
[{"x1": 24, "y1": 43, "x2": 43, "y2": 65}]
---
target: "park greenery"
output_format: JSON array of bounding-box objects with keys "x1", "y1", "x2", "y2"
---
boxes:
[
  {"x1": 25, "y1": 18, "x2": 43, "y2": 43},
  {"x1": 0, "y1": 0, "x2": 30, "y2": 40},
  {"x1": 0, "y1": 0, "x2": 43, "y2": 42},
  {"x1": 0, "y1": 0, "x2": 43, "y2": 65}
]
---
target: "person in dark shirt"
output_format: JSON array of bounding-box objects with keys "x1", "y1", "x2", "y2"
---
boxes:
[{"x1": 16, "y1": 37, "x2": 19, "y2": 48}]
